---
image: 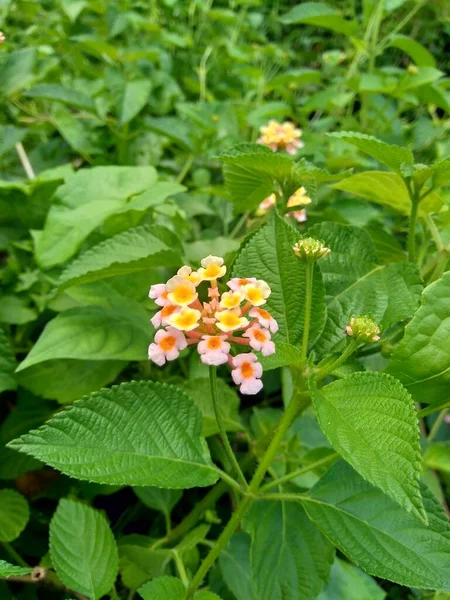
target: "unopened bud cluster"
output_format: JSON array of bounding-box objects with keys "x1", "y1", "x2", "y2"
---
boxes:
[
  {"x1": 293, "y1": 237, "x2": 330, "y2": 262},
  {"x1": 345, "y1": 316, "x2": 380, "y2": 344}
]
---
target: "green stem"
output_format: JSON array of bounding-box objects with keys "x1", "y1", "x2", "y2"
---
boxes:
[
  {"x1": 428, "y1": 409, "x2": 448, "y2": 442},
  {"x1": 209, "y1": 367, "x2": 248, "y2": 489},
  {"x1": 229, "y1": 211, "x2": 250, "y2": 238},
  {"x1": 259, "y1": 492, "x2": 305, "y2": 502},
  {"x1": 426, "y1": 214, "x2": 444, "y2": 252},
  {"x1": 176, "y1": 154, "x2": 194, "y2": 184},
  {"x1": 172, "y1": 550, "x2": 190, "y2": 587},
  {"x1": 406, "y1": 180, "x2": 420, "y2": 262},
  {"x1": 300, "y1": 262, "x2": 314, "y2": 363},
  {"x1": 1, "y1": 542, "x2": 29, "y2": 567},
  {"x1": 216, "y1": 468, "x2": 244, "y2": 494},
  {"x1": 316, "y1": 339, "x2": 360, "y2": 381},
  {"x1": 259, "y1": 452, "x2": 338, "y2": 492}
]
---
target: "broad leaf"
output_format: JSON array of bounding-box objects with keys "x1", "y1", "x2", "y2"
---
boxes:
[
  {"x1": 0, "y1": 48, "x2": 36, "y2": 96},
  {"x1": 24, "y1": 84, "x2": 96, "y2": 112},
  {"x1": 0, "y1": 561, "x2": 32, "y2": 579},
  {"x1": 0, "y1": 328, "x2": 17, "y2": 393},
  {"x1": 9, "y1": 380, "x2": 219, "y2": 488},
  {"x1": 311, "y1": 372, "x2": 425, "y2": 520},
  {"x1": 219, "y1": 533, "x2": 257, "y2": 600},
  {"x1": 318, "y1": 558, "x2": 385, "y2": 600},
  {"x1": 388, "y1": 35, "x2": 436, "y2": 68},
  {"x1": 386, "y1": 272, "x2": 450, "y2": 404},
  {"x1": 232, "y1": 211, "x2": 326, "y2": 345},
  {"x1": 280, "y1": 2, "x2": 358, "y2": 35},
  {"x1": 50, "y1": 499, "x2": 118, "y2": 600},
  {"x1": 0, "y1": 490, "x2": 29, "y2": 542},
  {"x1": 118, "y1": 535, "x2": 170, "y2": 590},
  {"x1": 138, "y1": 576, "x2": 185, "y2": 600},
  {"x1": 133, "y1": 487, "x2": 183, "y2": 515},
  {"x1": 303, "y1": 461, "x2": 450, "y2": 591},
  {"x1": 244, "y1": 500, "x2": 334, "y2": 600},
  {"x1": 119, "y1": 80, "x2": 152, "y2": 125}
]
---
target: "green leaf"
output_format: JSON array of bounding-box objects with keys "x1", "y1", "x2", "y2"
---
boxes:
[
  {"x1": 183, "y1": 378, "x2": 242, "y2": 437},
  {"x1": 386, "y1": 272, "x2": 450, "y2": 404},
  {"x1": 0, "y1": 48, "x2": 36, "y2": 96},
  {"x1": 280, "y1": 2, "x2": 358, "y2": 35},
  {"x1": 119, "y1": 535, "x2": 170, "y2": 590},
  {"x1": 266, "y1": 69, "x2": 322, "y2": 92},
  {"x1": 0, "y1": 561, "x2": 32, "y2": 579},
  {"x1": 133, "y1": 487, "x2": 183, "y2": 515},
  {"x1": 389, "y1": 35, "x2": 436, "y2": 68},
  {"x1": 0, "y1": 328, "x2": 17, "y2": 393},
  {"x1": 0, "y1": 490, "x2": 29, "y2": 542},
  {"x1": 138, "y1": 576, "x2": 185, "y2": 600},
  {"x1": 9, "y1": 380, "x2": 219, "y2": 488},
  {"x1": 318, "y1": 558, "x2": 386, "y2": 600},
  {"x1": 50, "y1": 499, "x2": 118, "y2": 600},
  {"x1": 24, "y1": 84, "x2": 96, "y2": 112},
  {"x1": 328, "y1": 132, "x2": 413, "y2": 173},
  {"x1": 303, "y1": 460, "x2": 450, "y2": 591},
  {"x1": 0, "y1": 295, "x2": 37, "y2": 325},
  {"x1": 57, "y1": 225, "x2": 182, "y2": 291},
  {"x1": 232, "y1": 212, "x2": 326, "y2": 345},
  {"x1": 0, "y1": 125, "x2": 26, "y2": 157},
  {"x1": 424, "y1": 443, "x2": 450, "y2": 474},
  {"x1": 244, "y1": 500, "x2": 334, "y2": 600},
  {"x1": 219, "y1": 533, "x2": 257, "y2": 600},
  {"x1": 16, "y1": 304, "x2": 149, "y2": 371},
  {"x1": 119, "y1": 80, "x2": 152, "y2": 125},
  {"x1": 311, "y1": 372, "x2": 425, "y2": 520},
  {"x1": 260, "y1": 342, "x2": 302, "y2": 371}
]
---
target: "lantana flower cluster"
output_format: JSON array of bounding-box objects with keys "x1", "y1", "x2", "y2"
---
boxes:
[
  {"x1": 148, "y1": 256, "x2": 278, "y2": 395},
  {"x1": 257, "y1": 120, "x2": 304, "y2": 154},
  {"x1": 258, "y1": 186, "x2": 312, "y2": 223}
]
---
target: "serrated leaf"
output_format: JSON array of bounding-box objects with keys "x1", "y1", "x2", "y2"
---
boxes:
[
  {"x1": 219, "y1": 533, "x2": 257, "y2": 600},
  {"x1": 138, "y1": 575, "x2": 185, "y2": 600},
  {"x1": 8, "y1": 380, "x2": 219, "y2": 488},
  {"x1": 303, "y1": 460, "x2": 450, "y2": 591},
  {"x1": 0, "y1": 328, "x2": 17, "y2": 393},
  {"x1": 389, "y1": 35, "x2": 436, "y2": 68},
  {"x1": 0, "y1": 560, "x2": 32, "y2": 579},
  {"x1": 57, "y1": 225, "x2": 182, "y2": 291},
  {"x1": 280, "y1": 2, "x2": 358, "y2": 35},
  {"x1": 133, "y1": 487, "x2": 183, "y2": 515},
  {"x1": 328, "y1": 132, "x2": 413, "y2": 173},
  {"x1": 386, "y1": 272, "x2": 450, "y2": 404},
  {"x1": 318, "y1": 558, "x2": 386, "y2": 600},
  {"x1": 244, "y1": 500, "x2": 334, "y2": 600},
  {"x1": 311, "y1": 372, "x2": 424, "y2": 520},
  {"x1": 119, "y1": 80, "x2": 152, "y2": 125},
  {"x1": 0, "y1": 490, "x2": 29, "y2": 542},
  {"x1": 24, "y1": 84, "x2": 96, "y2": 112},
  {"x1": 260, "y1": 342, "x2": 302, "y2": 371},
  {"x1": 232, "y1": 212, "x2": 326, "y2": 345},
  {"x1": 16, "y1": 304, "x2": 149, "y2": 371},
  {"x1": 50, "y1": 499, "x2": 118, "y2": 600}
]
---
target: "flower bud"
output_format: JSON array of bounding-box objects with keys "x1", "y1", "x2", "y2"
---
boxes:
[
  {"x1": 345, "y1": 316, "x2": 381, "y2": 344},
  {"x1": 292, "y1": 237, "x2": 330, "y2": 262}
]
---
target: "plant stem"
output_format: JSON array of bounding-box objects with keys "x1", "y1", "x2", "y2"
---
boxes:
[
  {"x1": 15, "y1": 142, "x2": 35, "y2": 180},
  {"x1": 176, "y1": 154, "x2": 194, "y2": 184},
  {"x1": 259, "y1": 452, "x2": 338, "y2": 492},
  {"x1": 172, "y1": 550, "x2": 190, "y2": 587},
  {"x1": 229, "y1": 211, "x2": 250, "y2": 238},
  {"x1": 428, "y1": 409, "x2": 448, "y2": 442},
  {"x1": 258, "y1": 492, "x2": 305, "y2": 502},
  {"x1": 216, "y1": 468, "x2": 244, "y2": 494},
  {"x1": 316, "y1": 339, "x2": 360, "y2": 381},
  {"x1": 1, "y1": 542, "x2": 29, "y2": 567},
  {"x1": 300, "y1": 262, "x2": 314, "y2": 363},
  {"x1": 209, "y1": 366, "x2": 248, "y2": 489},
  {"x1": 426, "y1": 214, "x2": 444, "y2": 252}
]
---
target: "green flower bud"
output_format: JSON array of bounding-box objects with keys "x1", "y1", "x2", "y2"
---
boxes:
[
  {"x1": 292, "y1": 237, "x2": 330, "y2": 262},
  {"x1": 345, "y1": 316, "x2": 381, "y2": 344}
]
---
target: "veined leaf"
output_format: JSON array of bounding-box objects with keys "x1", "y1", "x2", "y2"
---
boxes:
[
  {"x1": 232, "y1": 211, "x2": 326, "y2": 345},
  {"x1": 0, "y1": 561, "x2": 32, "y2": 579},
  {"x1": 260, "y1": 342, "x2": 302, "y2": 371},
  {"x1": 50, "y1": 499, "x2": 118, "y2": 600},
  {"x1": 119, "y1": 80, "x2": 152, "y2": 125},
  {"x1": 24, "y1": 84, "x2": 96, "y2": 112},
  {"x1": 0, "y1": 328, "x2": 17, "y2": 393},
  {"x1": 0, "y1": 490, "x2": 29, "y2": 542},
  {"x1": 8, "y1": 380, "x2": 219, "y2": 488},
  {"x1": 303, "y1": 460, "x2": 450, "y2": 591},
  {"x1": 311, "y1": 372, "x2": 424, "y2": 520},
  {"x1": 317, "y1": 558, "x2": 386, "y2": 600},
  {"x1": 386, "y1": 272, "x2": 450, "y2": 404},
  {"x1": 219, "y1": 533, "x2": 258, "y2": 600},
  {"x1": 118, "y1": 535, "x2": 170, "y2": 590},
  {"x1": 280, "y1": 2, "x2": 358, "y2": 35},
  {"x1": 138, "y1": 576, "x2": 185, "y2": 600},
  {"x1": 133, "y1": 487, "x2": 183, "y2": 515},
  {"x1": 244, "y1": 500, "x2": 334, "y2": 600}
]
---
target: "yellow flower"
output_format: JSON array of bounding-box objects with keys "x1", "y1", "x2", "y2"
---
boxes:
[
  {"x1": 166, "y1": 275, "x2": 198, "y2": 306},
  {"x1": 216, "y1": 309, "x2": 249, "y2": 332},
  {"x1": 198, "y1": 255, "x2": 227, "y2": 281},
  {"x1": 168, "y1": 307, "x2": 202, "y2": 331},
  {"x1": 177, "y1": 265, "x2": 203, "y2": 286},
  {"x1": 242, "y1": 280, "x2": 271, "y2": 306},
  {"x1": 287, "y1": 187, "x2": 311, "y2": 208},
  {"x1": 219, "y1": 290, "x2": 243, "y2": 310}
]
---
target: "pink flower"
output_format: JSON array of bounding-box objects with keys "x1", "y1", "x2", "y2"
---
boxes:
[
  {"x1": 150, "y1": 304, "x2": 179, "y2": 329},
  {"x1": 249, "y1": 307, "x2": 279, "y2": 333},
  {"x1": 149, "y1": 283, "x2": 169, "y2": 307},
  {"x1": 198, "y1": 335, "x2": 231, "y2": 366},
  {"x1": 287, "y1": 209, "x2": 307, "y2": 223},
  {"x1": 148, "y1": 327, "x2": 187, "y2": 366},
  {"x1": 231, "y1": 353, "x2": 263, "y2": 395},
  {"x1": 227, "y1": 277, "x2": 257, "y2": 292},
  {"x1": 243, "y1": 324, "x2": 275, "y2": 356}
]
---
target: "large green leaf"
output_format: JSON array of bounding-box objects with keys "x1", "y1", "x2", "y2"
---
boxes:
[
  {"x1": 50, "y1": 499, "x2": 118, "y2": 600},
  {"x1": 386, "y1": 272, "x2": 450, "y2": 404},
  {"x1": 219, "y1": 533, "x2": 257, "y2": 600},
  {"x1": 9, "y1": 380, "x2": 219, "y2": 488},
  {"x1": 57, "y1": 225, "x2": 182, "y2": 291},
  {"x1": 311, "y1": 372, "x2": 424, "y2": 520},
  {"x1": 303, "y1": 460, "x2": 450, "y2": 591},
  {"x1": 16, "y1": 304, "x2": 149, "y2": 371},
  {"x1": 0, "y1": 561, "x2": 32, "y2": 579},
  {"x1": 318, "y1": 558, "x2": 385, "y2": 600},
  {"x1": 280, "y1": 2, "x2": 358, "y2": 35},
  {"x1": 244, "y1": 500, "x2": 334, "y2": 600},
  {"x1": 0, "y1": 328, "x2": 17, "y2": 393},
  {"x1": 24, "y1": 84, "x2": 96, "y2": 112},
  {"x1": 0, "y1": 490, "x2": 29, "y2": 542},
  {"x1": 232, "y1": 212, "x2": 326, "y2": 345}
]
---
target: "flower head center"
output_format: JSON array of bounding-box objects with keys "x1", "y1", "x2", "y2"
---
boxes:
[
  {"x1": 254, "y1": 329, "x2": 267, "y2": 342},
  {"x1": 159, "y1": 335, "x2": 176, "y2": 351},
  {"x1": 241, "y1": 361, "x2": 254, "y2": 378},
  {"x1": 206, "y1": 336, "x2": 222, "y2": 350}
]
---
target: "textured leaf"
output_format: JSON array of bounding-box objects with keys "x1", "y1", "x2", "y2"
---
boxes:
[
  {"x1": 16, "y1": 304, "x2": 149, "y2": 371},
  {"x1": 318, "y1": 558, "x2": 385, "y2": 600},
  {"x1": 0, "y1": 490, "x2": 29, "y2": 542},
  {"x1": 118, "y1": 535, "x2": 169, "y2": 590},
  {"x1": 260, "y1": 342, "x2": 302, "y2": 371},
  {"x1": 0, "y1": 561, "x2": 32, "y2": 579},
  {"x1": 389, "y1": 35, "x2": 436, "y2": 68},
  {"x1": 311, "y1": 372, "x2": 424, "y2": 520},
  {"x1": 9, "y1": 380, "x2": 219, "y2": 488},
  {"x1": 133, "y1": 487, "x2": 183, "y2": 515},
  {"x1": 0, "y1": 328, "x2": 17, "y2": 393},
  {"x1": 386, "y1": 272, "x2": 450, "y2": 404},
  {"x1": 303, "y1": 460, "x2": 450, "y2": 591},
  {"x1": 119, "y1": 80, "x2": 152, "y2": 125},
  {"x1": 232, "y1": 212, "x2": 326, "y2": 345},
  {"x1": 219, "y1": 533, "x2": 257, "y2": 600},
  {"x1": 24, "y1": 84, "x2": 96, "y2": 112},
  {"x1": 57, "y1": 225, "x2": 182, "y2": 291},
  {"x1": 280, "y1": 2, "x2": 358, "y2": 35},
  {"x1": 50, "y1": 499, "x2": 118, "y2": 600},
  {"x1": 244, "y1": 500, "x2": 334, "y2": 600},
  {"x1": 328, "y1": 132, "x2": 413, "y2": 173},
  {"x1": 138, "y1": 576, "x2": 185, "y2": 600}
]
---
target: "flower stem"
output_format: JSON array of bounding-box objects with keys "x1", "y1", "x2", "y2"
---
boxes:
[
  {"x1": 300, "y1": 262, "x2": 314, "y2": 363},
  {"x1": 209, "y1": 366, "x2": 247, "y2": 489},
  {"x1": 316, "y1": 339, "x2": 360, "y2": 381}
]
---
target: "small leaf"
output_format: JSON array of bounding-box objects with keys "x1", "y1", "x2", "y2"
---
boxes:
[
  {"x1": 133, "y1": 487, "x2": 183, "y2": 515},
  {"x1": 50, "y1": 499, "x2": 118, "y2": 600},
  {"x1": 311, "y1": 372, "x2": 425, "y2": 520},
  {"x1": 8, "y1": 380, "x2": 219, "y2": 489},
  {"x1": 24, "y1": 84, "x2": 96, "y2": 112},
  {"x1": 280, "y1": 2, "x2": 358, "y2": 35},
  {"x1": 0, "y1": 489, "x2": 30, "y2": 542},
  {"x1": 118, "y1": 535, "x2": 169, "y2": 590},
  {"x1": 0, "y1": 560, "x2": 32, "y2": 579},
  {"x1": 138, "y1": 575, "x2": 185, "y2": 600},
  {"x1": 119, "y1": 80, "x2": 152, "y2": 125}
]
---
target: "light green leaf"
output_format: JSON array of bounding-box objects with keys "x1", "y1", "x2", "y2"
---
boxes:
[
  {"x1": 133, "y1": 487, "x2": 183, "y2": 515},
  {"x1": 57, "y1": 225, "x2": 182, "y2": 291},
  {"x1": 311, "y1": 372, "x2": 424, "y2": 520},
  {"x1": 0, "y1": 328, "x2": 17, "y2": 393},
  {"x1": 50, "y1": 499, "x2": 118, "y2": 600},
  {"x1": 138, "y1": 575, "x2": 185, "y2": 600},
  {"x1": 280, "y1": 2, "x2": 358, "y2": 35},
  {"x1": 244, "y1": 500, "x2": 334, "y2": 600},
  {"x1": 0, "y1": 126, "x2": 26, "y2": 157},
  {"x1": 24, "y1": 84, "x2": 96, "y2": 112},
  {"x1": 119, "y1": 80, "x2": 152, "y2": 125},
  {"x1": 328, "y1": 132, "x2": 413, "y2": 173},
  {"x1": 0, "y1": 560, "x2": 32, "y2": 579},
  {"x1": 51, "y1": 105, "x2": 101, "y2": 156},
  {"x1": 318, "y1": 558, "x2": 386, "y2": 600},
  {"x1": 219, "y1": 533, "x2": 258, "y2": 600},
  {"x1": 303, "y1": 460, "x2": 450, "y2": 591},
  {"x1": 194, "y1": 593, "x2": 222, "y2": 600},
  {"x1": 183, "y1": 378, "x2": 242, "y2": 437},
  {"x1": 232, "y1": 212, "x2": 326, "y2": 345},
  {"x1": 424, "y1": 443, "x2": 450, "y2": 474},
  {"x1": 0, "y1": 48, "x2": 36, "y2": 96},
  {"x1": 389, "y1": 35, "x2": 436, "y2": 68},
  {"x1": 400, "y1": 67, "x2": 444, "y2": 91},
  {"x1": 266, "y1": 69, "x2": 322, "y2": 92},
  {"x1": 386, "y1": 272, "x2": 450, "y2": 404},
  {"x1": 16, "y1": 304, "x2": 149, "y2": 371},
  {"x1": 8, "y1": 380, "x2": 219, "y2": 488},
  {"x1": 0, "y1": 490, "x2": 29, "y2": 542},
  {"x1": 260, "y1": 342, "x2": 302, "y2": 371},
  {"x1": 0, "y1": 295, "x2": 37, "y2": 325}
]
